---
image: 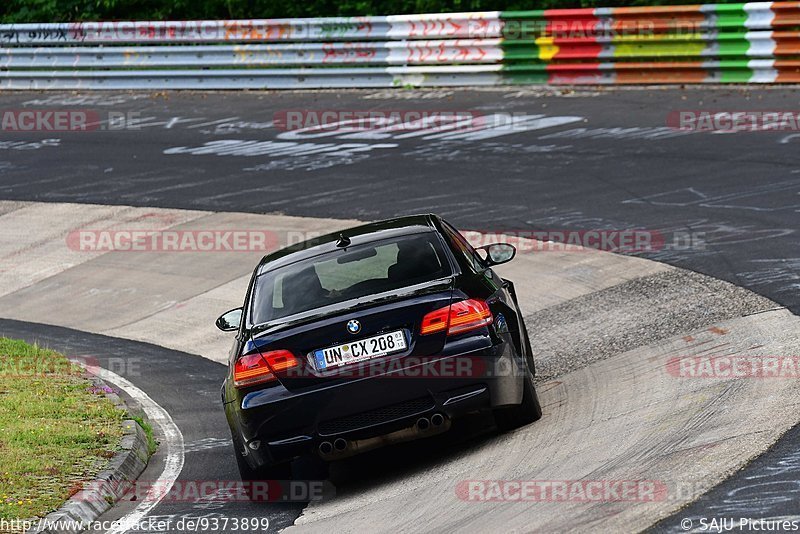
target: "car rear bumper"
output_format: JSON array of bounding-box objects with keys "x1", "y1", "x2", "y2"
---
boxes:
[{"x1": 225, "y1": 339, "x2": 523, "y2": 468}]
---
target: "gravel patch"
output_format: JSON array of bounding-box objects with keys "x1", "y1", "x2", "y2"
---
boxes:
[{"x1": 527, "y1": 267, "x2": 780, "y2": 381}]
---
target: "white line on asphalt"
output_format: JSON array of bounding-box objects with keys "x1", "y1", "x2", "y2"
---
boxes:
[{"x1": 73, "y1": 360, "x2": 185, "y2": 534}]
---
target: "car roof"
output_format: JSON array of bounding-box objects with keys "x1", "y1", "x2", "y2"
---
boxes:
[{"x1": 256, "y1": 213, "x2": 444, "y2": 275}]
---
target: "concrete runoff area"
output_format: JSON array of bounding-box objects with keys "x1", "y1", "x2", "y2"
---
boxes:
[{"x1": 290, "y1": 309, "x2": 800, "y2": 533}]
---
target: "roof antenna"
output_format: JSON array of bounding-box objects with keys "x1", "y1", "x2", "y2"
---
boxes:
[{"x1": 335, "y1": 233, "x2": 351, "y2": 248}]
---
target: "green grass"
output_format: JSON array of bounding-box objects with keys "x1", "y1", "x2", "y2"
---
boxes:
[
  {"x1": 130, "y1": 415, "x2": 159, "y2": 456},
  {"x1": 0, "y1": 338, "x2": 125, "y2": 522}
]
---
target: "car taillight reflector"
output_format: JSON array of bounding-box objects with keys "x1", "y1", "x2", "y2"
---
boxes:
[
  {"x1": 265, "y1": 350, "x2": 299, "y2": 373},
  {"x1": 234, "y1": 349, "x2": 298, "y2": 388},
  {"x1": 420, "y1": 299, "x2": 493, "y2": 336},
  {"x1": 448, "y1": 299, "x2": 493, "y2": 335},
  {"x1": 420, "y1": 306, "x2": 450, "y2": 335}
]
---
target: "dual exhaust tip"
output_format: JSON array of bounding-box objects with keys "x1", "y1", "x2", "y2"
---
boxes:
[
  {"x1": 318, "y1": 438, "x2": 346, "y2": 456},
  {"x1": 416, "y1": 412, "x2": 445, "y2": 431},
  {"x1": 318, "y1": 413, "x2": 447, "y2": 456}
]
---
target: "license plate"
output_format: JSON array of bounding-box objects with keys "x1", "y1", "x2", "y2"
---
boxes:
[{"x1": 313, "y1": 330, "x2": 406, "y2": 370}]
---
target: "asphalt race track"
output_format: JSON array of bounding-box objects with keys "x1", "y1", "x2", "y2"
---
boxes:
[
  {"x1": 1, "y1": 87, "x2": 799, "y2": 532},
  {"x1": 0, "y1": 317, "x2": 519, "y2": 533},
  {"x1": 0, "y1": 88, "x2": 797, "y2": 313}
]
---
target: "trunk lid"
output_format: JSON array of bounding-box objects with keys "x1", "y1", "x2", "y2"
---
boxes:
[{"x1": 247, "y1": 278, "x2": 454, "y2": 392}]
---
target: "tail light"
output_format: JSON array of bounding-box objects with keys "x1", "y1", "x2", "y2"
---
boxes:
[
  {"x1": 420, "y1": 306, "x2": 450, "y2": 335},
  {"x1": 234, "y1": 349, "x2": 298, "y2": 388},
  {"x1": 420, "y1": 299, "x2": 493, "y2": 336}
]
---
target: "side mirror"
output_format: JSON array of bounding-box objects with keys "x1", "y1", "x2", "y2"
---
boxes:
[
  {"x1": 216, "y1": 307, "x2": 243, "y2": 332},
  {"x1": 479, "y1": 243, "x2": 516, "y2": 266}
]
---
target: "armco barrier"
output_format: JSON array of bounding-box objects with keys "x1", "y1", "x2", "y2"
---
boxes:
[{"x1": 2, "y1": 2, "x2": 800, "y2": 89}]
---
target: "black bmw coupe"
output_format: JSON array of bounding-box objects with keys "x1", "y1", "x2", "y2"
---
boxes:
[{"x1": 217, "y1": 214, "x2": 541, "y2": 484}]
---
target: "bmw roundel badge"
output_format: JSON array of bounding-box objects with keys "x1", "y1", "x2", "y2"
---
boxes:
[{"x1": 346, "y1": 319, "x2": 361, "y2": 334}]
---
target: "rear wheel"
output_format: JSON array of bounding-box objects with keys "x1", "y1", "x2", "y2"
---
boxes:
[
  {"x1": 520, "y1": 318, "x2": 536, "y2": 377},
  {"x1": 494, "y1": 352, "x2": 542, "y2": 431},
  {"x1": 231, "y1": 434, "x2": 291, "y2": 501},
  {"x1": 293, "y1": 454, "x2": 330, "y2": 481}
]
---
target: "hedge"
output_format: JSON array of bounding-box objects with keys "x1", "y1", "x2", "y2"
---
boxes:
[{"x1": 1, "y1": 0, "x2": 747, "y2": 23}]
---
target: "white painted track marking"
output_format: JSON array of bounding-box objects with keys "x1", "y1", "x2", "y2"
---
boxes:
[{"x1": 73, "y1": 360, "x2": 185, "y2": 534}]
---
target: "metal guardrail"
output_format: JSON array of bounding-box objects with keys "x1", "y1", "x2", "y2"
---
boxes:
[
  {"x1": 0, "y1": 41, "x2": 504, "y2": 68},
  {"x1": 2, "y1": 3, "x2": 800, "y2": 89},
  {"x1": 0, "y1": 14, "x2": 503, "y2": 44}
]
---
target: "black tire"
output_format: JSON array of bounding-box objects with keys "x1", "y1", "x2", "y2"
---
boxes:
[
  {"x1": 520, "y1": 319, "x2": 536, "y2": 378},
  {"x1": 231, "y1": 434, "x2": 291, "y2": 501},
  {"x1": 494, "y1": 354, "x2": 543, "y2": 431},
  {"x1": 293, "y1": 454, "x2": 330, "y2": 481}
]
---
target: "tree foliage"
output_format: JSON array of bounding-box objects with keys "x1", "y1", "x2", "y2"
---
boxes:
[{"x1": 1, "y1": 0, "x2": 745, "y2": 23}]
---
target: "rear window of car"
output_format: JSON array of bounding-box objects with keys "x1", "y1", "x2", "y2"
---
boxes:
[{"x1": 251, "y1": 232, "x2": 452, "y2": 324}]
